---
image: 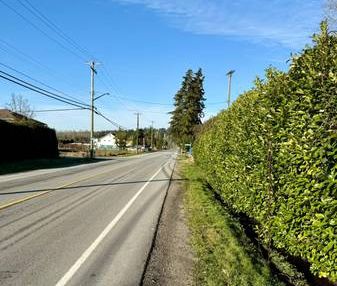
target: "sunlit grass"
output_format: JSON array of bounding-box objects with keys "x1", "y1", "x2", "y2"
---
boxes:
[{"x1": 181, "y1": 159, "x2": 284, "y2": 286}]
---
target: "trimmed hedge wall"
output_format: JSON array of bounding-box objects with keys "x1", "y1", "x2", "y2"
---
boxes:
[
  {"x1": 193, "y1": 23, "x2": 337, "y2": 281},
  {"x1": 0, "y1": 119, "x2": 58, "y2": 162}
]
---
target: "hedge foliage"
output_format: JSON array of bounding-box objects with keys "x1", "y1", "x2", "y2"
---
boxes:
[
  {"x1": 0, "y1": 119, "x2": 58, "y2": 162},
  {"x1": 193, "y1": 22, "x2": 337, "y2": 282}
]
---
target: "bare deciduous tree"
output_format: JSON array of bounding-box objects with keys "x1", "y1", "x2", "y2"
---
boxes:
[{"x1": 6, "y1": 94, "x2": 34, "y2": 118}]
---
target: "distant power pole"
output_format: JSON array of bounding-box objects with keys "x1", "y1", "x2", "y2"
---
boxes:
[
  {"x1": 89, "y1": 61, "x2": 97, "y2": 159},
  {"x1": 134, "y1": 112, "x2": 141, "y2": 154},
  {"x1": 226, "y1": 70, "x2": 235, "y2": 109},
  {"x1": 150, "y1": 121, "x2": 154, "y2": 150}
]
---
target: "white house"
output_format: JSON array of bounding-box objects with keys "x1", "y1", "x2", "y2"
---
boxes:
[{"x1": 94, "y1": 133, "x2": 118, "y2": 150}]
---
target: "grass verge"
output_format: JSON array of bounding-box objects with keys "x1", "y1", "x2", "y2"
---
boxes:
[{"x1": 181, "y1": 158, "x2": 285, "y2": 286}]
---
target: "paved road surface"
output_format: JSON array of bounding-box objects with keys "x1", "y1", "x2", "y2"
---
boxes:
[{"x1": 0, "y1": 151, "x2": 175, "y2": 286}]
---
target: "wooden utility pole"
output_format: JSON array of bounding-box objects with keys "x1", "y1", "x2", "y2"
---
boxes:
[
  {"x1": 89, "y1": 61, "x2": 97, "y2": 159},
  {"x1": 134, "y1": 112, "x2": 141, "y2": 154},
  {"x1": 226, "y1": 70, "x2": 235, "y2": 109},
  {"x1": 150, "y1": 121, "x2": 154, "y2": 150}
]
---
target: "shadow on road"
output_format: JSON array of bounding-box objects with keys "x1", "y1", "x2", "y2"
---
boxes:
[
  {"x1": 0, "y1": 157, "x2": 111, "y2": 176},
  {"x1": 0, "y1": 178, "x2": 187, "y2": 196}
]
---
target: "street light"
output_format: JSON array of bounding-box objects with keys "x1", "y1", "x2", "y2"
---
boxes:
[
  {"x1": 226, "y1": 70, "x2": 235, "y2": 109},
  {"x1": 89, "y1": 92, "x2": 110, "y2": 159},
  {"x1": 94, "y1": 92, "x2": 110, "y2": 101}
]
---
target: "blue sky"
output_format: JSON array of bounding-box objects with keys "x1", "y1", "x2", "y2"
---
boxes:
[{"x1": 0, "y1": 0, "x2": 323, "y2": 131}]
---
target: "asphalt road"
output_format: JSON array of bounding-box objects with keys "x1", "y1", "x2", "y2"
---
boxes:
[{"x1": 0, "y1": 151, "x2": 176, "y2": 286}]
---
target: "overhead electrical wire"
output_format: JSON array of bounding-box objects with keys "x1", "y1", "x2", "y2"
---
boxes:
[
  {"x1": 2, "y1": 0, "x2": 220, "y2": 127},
  {"x1": 1, "y1": 2, "x2": 128, "y2": 129},
  {"x1": 0, "y1": 0, "x2": 86, "y2": 61},
  {"x1": 0, "y1": 69, "x2": 126, "y2": 129},
  {"x1": 34, "y1": 108, "x2": 86, "y2": 113},
  {"x1": 0, "y1": 62, "x2": 88, "y2": 106},
  {"x1": 99, "y1": 67, "x2": 174, "y2": 111},
  {"x1": 2, "y1": 0, "x2": 205, "y2": 111},
  {"x1": 0, "y1": 69, "x2": 90, "y2": 109},
  {"x1": 99, "y1": 65, "x2": 224, "y2": 107},
  {"x1": 96, "y1": 75, "x2": 139, "y2": 113},
  {"x1": 0, "y1": 39, "x2": 49, "y2": 71},
  {"x1": 100, "y1": 65, "x2": 124, "y2": 95},
  {"x1": 17, "y1": 0, "x2": 93, "y2": 59},
  {"x1": 95, "y1": 110, "x2": 126, "y2": 130},
  {"x1": 115, "y1": 96, "x2": 172, "y2": 106},
  {"x1": 0, "y1": 73, "x2": 86, "y2": 109},
  {"x1": 0, "y1": 39, "x2": 87, "y2": 91}
]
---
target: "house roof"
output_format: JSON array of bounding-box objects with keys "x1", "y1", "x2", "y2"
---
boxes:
[
  {"x1": 0, "y1": 109, "x2": 47, "y2": 127},
  {"x1": 98, "y1": 132, "x2": 115, "y2": 140}
]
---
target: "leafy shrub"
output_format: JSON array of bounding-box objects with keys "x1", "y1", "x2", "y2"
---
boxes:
[
  {"x1": 0, "y1": 119, "x2": 58, "y2": 162},
  {"x1": 193, "y1": 22, "x2": 337, "y2": 282}
]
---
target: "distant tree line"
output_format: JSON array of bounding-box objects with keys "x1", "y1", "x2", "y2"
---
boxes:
[{"x1": 57, "y1": 128, "x2": 170, "y2": 150}]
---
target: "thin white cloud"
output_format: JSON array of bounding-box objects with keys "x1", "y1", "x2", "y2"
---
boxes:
[{"x1": 113, "y1": 0, "x2": 323, "y2": 48}]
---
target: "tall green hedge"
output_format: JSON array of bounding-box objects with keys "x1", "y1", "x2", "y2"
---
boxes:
[
  {"x1": 0, "y1": 119, "x2": 58, "y2": 162},
  {"x1": 193, "y1": 22, "x2": 337, "y2": 281}
]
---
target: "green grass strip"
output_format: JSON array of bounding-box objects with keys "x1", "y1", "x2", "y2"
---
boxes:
[{"x1": 181, "y1": 159, "x2": 285, "y2": 286}]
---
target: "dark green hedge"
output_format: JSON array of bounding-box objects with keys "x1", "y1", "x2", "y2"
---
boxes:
[
  {"x1": 193, "y1": 22, "x2": 337, "y2": 281},
  {"x1": 0, "y1": 119, "x2": 58, "y2": 162}
]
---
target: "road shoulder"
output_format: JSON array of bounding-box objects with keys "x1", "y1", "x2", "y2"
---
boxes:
[{"x1": 142, "y1": 164, "x2": 195, "y2": 286}]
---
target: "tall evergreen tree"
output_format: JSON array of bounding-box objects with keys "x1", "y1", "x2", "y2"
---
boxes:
[{"x1": 169, "y1": 68, "x2": 205, "y2": 146}]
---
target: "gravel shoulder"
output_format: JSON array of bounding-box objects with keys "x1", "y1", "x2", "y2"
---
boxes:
[{"x1": 142, "y1": 166, "x2": 195, "y2": 286}]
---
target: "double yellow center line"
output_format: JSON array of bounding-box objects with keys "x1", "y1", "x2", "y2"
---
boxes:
[{"x1": 0, "y1": 167, "x2": 117, "y2": 211}]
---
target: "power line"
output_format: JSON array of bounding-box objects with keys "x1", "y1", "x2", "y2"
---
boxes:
[
  {"x1": 96, "y1": 75, "x2": 139, "y2": 112},
  {"x1": 1, "y1": 2, "x2": 130, "y2": 130},
  {"x1": 17, "y1": 0, "x2": 93, "y2": 59},
  {"x1": 0, "y1": 39, "x2": 87, "y2": 91},
  {"x1": 0, "y1": 73, "x2": 86, "y2": 109},
  {"x1": 0, "y1": 70, "x2": 90, "y2": 109},
  {"x1": 97, "y1": 72, "x2": 157, "y2": 114},
  {"x1": 100, "y1": 65, "x2": 123, "y2": 95},
  {"x1": 140, "y1": 109, "x2": 171, "y2": 114},
  {"x1": 0, "y1": 39, "x2": 48, "y2": 71},
  {"x1": 0, "y1": 69, "x2": 90, "y2": 108},
  {"x1": 34, "y1": 108, "x2": 86, "y2": 113},
  {"x1": 0, "y1": 0, "x2": 86, "y2": 61},
  {"x1": 96, "y1": 66, "x2": 148, "y2": 113},
  {"x1": 95, "y1": 110, "x2": 126, "y2": 130},
  {"x1": 0, "y1": 62, "x2": 88, "y2": 106},
  {"x1": 98, "y1": 68, "x2": 173, "y2": 107},
  {"x1": 115, "y1": 95, "x2": 172, "y2": 106}
]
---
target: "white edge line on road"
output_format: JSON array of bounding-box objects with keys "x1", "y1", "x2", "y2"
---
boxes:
[{"x1": 55, "y1": 161, "x2": 169, "y2": 286}]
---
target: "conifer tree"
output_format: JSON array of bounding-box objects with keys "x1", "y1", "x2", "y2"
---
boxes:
[{"x1": 169, "y1": 68, "x2": 205, "y2": 146}]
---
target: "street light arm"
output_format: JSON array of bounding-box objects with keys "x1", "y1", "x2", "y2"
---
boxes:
[
  {"x1": 94, "y1": 92, "x2": 110, "y2": 101},
  {"x1": 226, "y1": 70, "x2": 235, "y2": 76}
]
